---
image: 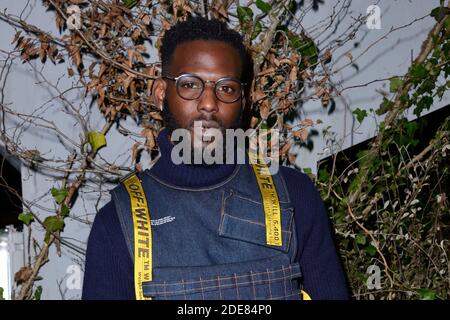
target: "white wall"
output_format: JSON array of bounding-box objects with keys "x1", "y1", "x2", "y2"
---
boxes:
[{"x1": 0, "y1": 0, "x2": 448, "y2": 299}]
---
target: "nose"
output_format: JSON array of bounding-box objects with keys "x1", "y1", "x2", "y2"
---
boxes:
[{"x1": 197, "y1": 83, "x2": 219, "y2": 114}]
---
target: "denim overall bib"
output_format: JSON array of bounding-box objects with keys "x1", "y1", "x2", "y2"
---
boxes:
[{"x1": 111, "y1": 164, "x2": 302, "y2": 300}]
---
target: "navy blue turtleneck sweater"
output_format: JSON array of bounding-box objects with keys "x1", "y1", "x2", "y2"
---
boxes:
[{"x1": 82, "y1": 131, "x2": 349, "y2": 300}]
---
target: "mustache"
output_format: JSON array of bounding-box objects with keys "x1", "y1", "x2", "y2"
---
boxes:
[{"x1": 188, "y1": 116, "x2": 224, "y2": 130}]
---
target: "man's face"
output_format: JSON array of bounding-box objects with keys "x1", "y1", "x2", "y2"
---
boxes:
[{"x1": 155, "y1": 40, "x2": 244, "y2": 143}]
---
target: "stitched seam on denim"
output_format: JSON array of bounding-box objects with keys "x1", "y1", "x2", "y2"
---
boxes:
[
  {"x1": 218, "y1": 190, "x2": 227, "y2": 236},
  {"x1": 143, "y1": 165, "x2": 241, "y2": 191},
  {"x1": 221, "y1": 214, "x2": 292, "y2": 238},
  {"x1": 227, "y1": 189, "x2": 294, "y2": 216},
  {"x1": 277, "y1": 168, "x2": 292, "y2": 203},
  {"x1": 269, "y1": 292, "x2": 300, "y2": 300},
  {"x1": 111, "y1": 189, "x2": 134, "y2": 262},
  {"x1": 290, "y1": 215, "x2": 299, "y2": 263}
]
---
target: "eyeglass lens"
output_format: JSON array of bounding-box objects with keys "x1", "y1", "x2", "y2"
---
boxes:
[{"x1": 176, "y1": 75, "x2": 242, "y2": 103}]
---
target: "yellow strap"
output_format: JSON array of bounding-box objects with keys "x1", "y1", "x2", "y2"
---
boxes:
[
  {"x1": 301, "y1": 290, "x2": 312, "y2": 300},
  {"x1": 122, "y1": 174, "x2": 152, "y2": 300},
  {"x1": 249, "y1": 150, "x2": 282, "y2": 247}
]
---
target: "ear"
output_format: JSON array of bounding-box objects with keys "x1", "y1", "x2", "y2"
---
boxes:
[{"x1": 152, "y1": 78, "x2": 167, "y2": 111}]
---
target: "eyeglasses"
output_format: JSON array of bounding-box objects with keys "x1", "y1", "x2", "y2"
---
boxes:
[{"x1": 163, "y1": 73, "x2": 246, "y2": 104}]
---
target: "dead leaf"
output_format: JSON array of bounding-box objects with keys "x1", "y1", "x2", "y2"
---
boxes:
[
  {"x1": 345, "y1": 52, "x2": 353, "y2": 61},
  {"x1": 257, "y1": 67, "x2": 275, "y2": 77},
  {"x1": 250, "y1": 116, "x2": 259, "y2": 128},
  {"x1": 142, "y1": 14, "x2": 151, "y2": 25},
  {"x1": 281, "y1": 142, "x2": 292, "y2": 155},
  {"x1": 259, "y1": 100, "x2": 270, "y2": 120},
  {"x1": 15, "y1": 266, "x2": 33, "y2": 285},
  {"x1": 300, "y1": 119, "x2": 314, "y2": 127},
  {"x1": 289, "y1": 66, "x2": 298, "y2": 83},
  {"x1": 253, "y1": 90, "x2": 266, "y2": 102},
  {"x1": 323, "y1": 49, "x2": 332, "y2": 63},
  {"x1": 131, "y1": 142, "x2": 142, "y2": 164},
  {"x1": 293, "y1": 128, "x2": 308, "y2": 141},
  {"x1": 288, "y1": 153, "x2": 297, "y2": 164}
]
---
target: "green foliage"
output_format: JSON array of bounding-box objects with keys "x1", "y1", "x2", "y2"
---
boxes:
[
  {"x1": 237, "y1": 6, "x2": 253, "y2": 23},
  {"x1": 61, "y1": 204, "x2": 70, "y2": 218},
  {"x1": 355, "y1": 233, "x2": 366, "y2": 245},
  {"x1": 316, "y1": 24, "x2": 450, "y2": 297},
  {"x1": 51, "y1": 187, "x2": 68, "y2": 205},
  {"x1": 317, "y1": 115, "x2": 450, "y2": 299},
  {"x1": 417, "y1": 288, "x2": 436, "y2": 300},
  {"x1": 410, "y1": 63, "x2": 428, "y2": 82},
  {"x1": 256, "y1": 0, "x2": 271, "y2": 14},
  {"x1": 278, "y1": 26, "x2": 319, "y2": 69},
  {"x1": 353, "y1": 108, "x2": 368, "y2": 123},
  {"x1": 43, "y1": 216, "x2": 65, "y2": 233},
  {"x1": 430, "y1": 6, "x2": 449, "y2": 22},
  {"x1": 18, "y1": 212, "x2": 34, "y2": 225},
  {"x1": 389, "y1": 77, "x2": 403, "y2": 93},
  {"x1": 0, "y1": 287, "x2": 4, "y2": 300},
  {"x1": 291, "y1": 34, "x2": 318, "y2": 68},
  {"x1": 122, "y1": 0, "x2": 137, "y2": 9},
  {"x1": 33, "y1": 286, "x2": 43, "y2": 300},
  {"x1": 376, "y1": 97, "x2": 394, "y2": 116}
]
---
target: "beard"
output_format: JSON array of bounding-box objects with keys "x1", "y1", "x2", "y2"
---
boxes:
[{"x1": 161, "y1": 98, "x2": 243, "y2": 165}]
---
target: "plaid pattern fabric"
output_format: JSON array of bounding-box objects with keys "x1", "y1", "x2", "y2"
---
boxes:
[{"x1": 143, "y1": 263, "x2": 302, "y2": 300}]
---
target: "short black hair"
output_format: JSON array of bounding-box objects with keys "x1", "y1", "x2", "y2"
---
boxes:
[{"x1": 160, "y1": 16, "x2": 247, "y2": 76}]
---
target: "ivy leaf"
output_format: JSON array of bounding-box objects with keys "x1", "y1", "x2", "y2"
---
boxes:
[
  {"x1": 251, "y1": 20, "x2": 263, "y2": 40},
  {"x1": 318, "y1": 168, "x2": 330, "y2": 183},
  {"x1": 414, "y1": 95, "x2": 434, "y2": 117},
  {"x1": 256, "y1": 0, "x2": 271, "y2": 13},
  {"x1": 61, "y1": 204, "x2": 70, "y2": 218},
  {"x1": 376, "y1": 97, "x2": 394, "y2": 116},
  {"x1": 356, "y1": 234, "x2": 367, "y2": 245},
  {"x1": 237, "y1": 6, "x2": 253, "y2": 23},
  {"x1": 18, "y1": 212, "x2": 34, "y2": 225},
  {"x1": 302, "y1": 167, "x2": 312, "y2": 174},
  {"x1": 430, "y1": 6, "x2": 449, "y2": 22},
  {"x1": 417, "y1": 288, "x2": 436, "y2": 300},
  {"x1": 410, "y1": 63, "x2": 428, "y2": 81},
  {"x1": 33, "y1": 286, "x2": 43, "y2": 300},
  {"x1": 88, "y1": 131, "x2": 107, "y2": 153},
  {"x1": 51, "y1": 188, "x2": 68, "y2": 205},
  {"x1": 389, "y1": 77, "x2": 403, "y2": 93},
  {"x1": 43, "y1": 216, "x2": 65, "y2": 233},
  {"x1": 286, "y1": 32, "x2": 318, "y2": 68},
  {"x1": 366, "y1": 245, "x2": 377, "y2": 256},
  {"x1": 353, "y1": 108, "x2": 368, "y2": 123},
  {"x1": 122, "y1": 0, "x2": 137, "y2": 9}
]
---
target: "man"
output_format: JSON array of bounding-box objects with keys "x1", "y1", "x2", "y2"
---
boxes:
[{"x1": 82, "y1": 16, "x2": 349, "y2": 300}]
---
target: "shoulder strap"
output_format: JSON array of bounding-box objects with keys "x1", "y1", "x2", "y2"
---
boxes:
[{"x1": 121, "y1": 174, "x2": 152, "y2": 300}]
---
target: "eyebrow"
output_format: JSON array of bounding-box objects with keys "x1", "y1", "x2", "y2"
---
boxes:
[{"x1": 176, "y1": 71, "x2": 239, "y2": 79}]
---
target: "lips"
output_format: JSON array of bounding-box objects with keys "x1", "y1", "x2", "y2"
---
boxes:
[
  {"x1": 200, "y1": 120, "x2": 220, "y2": 129},
  {"x1": 191, "y1": 119, "x2": 221, "y2": 129}
]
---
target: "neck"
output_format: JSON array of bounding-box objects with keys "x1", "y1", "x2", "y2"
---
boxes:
[{"x1": 150, "y1": 128, "x2": 237, "y2": 188}]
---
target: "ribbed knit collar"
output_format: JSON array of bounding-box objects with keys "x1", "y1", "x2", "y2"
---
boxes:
[{"x1": 150, "y1": 129, "x2": 237, "y2": 188}]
